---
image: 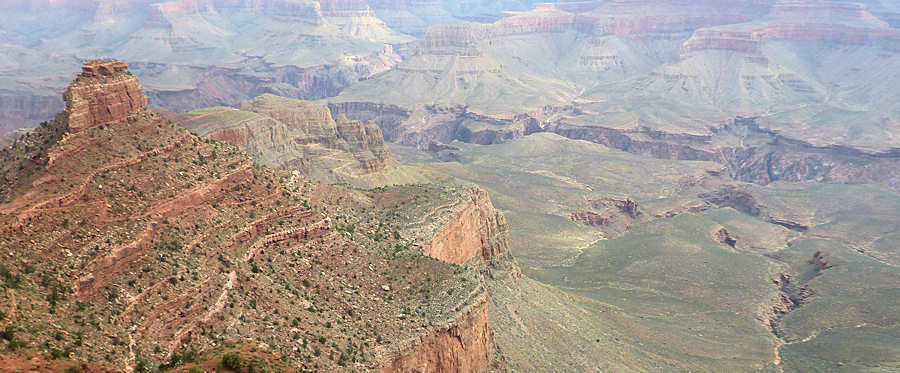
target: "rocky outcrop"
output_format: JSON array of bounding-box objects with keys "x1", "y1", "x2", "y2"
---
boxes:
[
  {"x1": 0, "y1": 61, "x2": 497, "y2": 372},
  {"x1": 329, "y1": 102, "x2": 540, "y2": 148},
  {"x1": 496, "y1": 5, "x2": 597, "y2": 36},
  {"x1": 327, "y1": 101, "x2": 413, "y2": 142},
  {"x1": 571, "y1": 197, "x2": 643, "y2": 237},
  {"x1": 183, "y1": 94, "x2": 394, "y2": 182},
  {"x1": 713, "y1": 227, "x2": 737, "y2": 247},
  {"x1": 318, "y1": 0, "x2": 372, "y2": 16},
  {"x1": 681, "y1": 29, "x2": 762, "y2": 55},
  {"x1": 379, "y1": 292, "x2": 494, "y2": 373},
  {"x1": 549, "y1": 122, "x2": 718, "y2": 161},
  {"x1": 427, "y1": 187, "x2": 512, "y2": 266},
  {"x1": 62, "y1": 60, "x2": 148, "y2": 132}
]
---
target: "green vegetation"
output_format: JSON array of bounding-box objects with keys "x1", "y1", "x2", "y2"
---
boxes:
[{"x1": 222, "y1": 352, "x2": 243, "y2": 370}]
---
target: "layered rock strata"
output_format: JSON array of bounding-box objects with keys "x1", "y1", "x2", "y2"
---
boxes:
[
  {"x1": 0, "y1": 60, "x2": 503, "y2": 372},
  {"x1": 62, "y1": 60, "x2": 148, "y2": 132},
  {"x1": 379, "y1": 290, "x2": 495, "y2": 373},
  {"x1": 426, "y1": 187, "x2": 512, "y2": 266},
  {"x1": 182, "y1": 94, "x2": 394, "y2": 186}
]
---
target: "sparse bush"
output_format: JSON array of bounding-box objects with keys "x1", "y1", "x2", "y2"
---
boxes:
[{"x1": 222, "y1": 352, "x2": 243, "y2": 370}]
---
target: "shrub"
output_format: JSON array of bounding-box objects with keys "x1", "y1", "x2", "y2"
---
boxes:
[{"x1": 222, "y1": 352, "x2": 243, "y2": 370}]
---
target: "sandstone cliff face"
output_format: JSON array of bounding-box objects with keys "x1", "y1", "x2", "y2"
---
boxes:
[
  {"x1": 62, "y1": 60, "x2": 148, "y2": 132},
  {"x1": 680, "y1": 29, "x2": 762, "y2": 54},
  {"x1": 426, "y1": 187, "x2": 512, "y2": 266},
  {"x1": 496, "y1": 5, "x2": 595, "y2": 36},
  {"x1": 243, "y1": 94, "x2": 393, "y2": 172},
  {"x1": 379, "y1": 292, "x2": 494, "y2": 373}
]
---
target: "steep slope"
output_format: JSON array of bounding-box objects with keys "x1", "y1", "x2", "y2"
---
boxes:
[
  {"x1": 181, "y1": 94, "x2": 430, "y2": 188},
  {"x1": 0, "y1": 61, "x2": 499, "y2": 371},
  {"x1": 392, "y1": 132, "x2": 900, "y2": 371}
]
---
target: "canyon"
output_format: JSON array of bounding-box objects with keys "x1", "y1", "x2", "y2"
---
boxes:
[
  {"x1": 331, "y1": 102, "x2": 900, "y2": 191},
  {"x1": 1, "y1": 1, "x2": 899, "y2": 371},
  {"x1": 0, "y1": 61, "x2": 516, "y2": 371}
]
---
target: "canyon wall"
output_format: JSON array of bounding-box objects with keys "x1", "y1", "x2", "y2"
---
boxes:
[
  {"x1": 62, "y1": 60, "x2": 148, "y2": 132},
  {"x1": 587, "y1": 0, "x2": 774, "y2": 35},
  {"x1": 0, "y1": 94, "x2": 63, "y2": 135},
  {"x1": 426, "y1": 187, "x2": 512, "y2": 266},
  {"x1": 379, "y1": 291, "x2": 495, "y2": 373},
  {"x1": 681, "y1": 0, "x2": 900, "y2": 55},
  {"x1": 181, "y1": 94, "x2": 396, "y2": 187},
  {"x1": 137, "y1": 45, "x2": 400, "y2": 114}
]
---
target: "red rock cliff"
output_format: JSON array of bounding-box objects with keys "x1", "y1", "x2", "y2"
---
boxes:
[
  {"x1": 62, "y1": 60, "x2": 148, "y2": 132},
  {"x1": 426, "y1": 187, "x2": 512, "y2": 266},
  {"x1": 378, "y1": 291, "x2": 494, "y2": 373}
]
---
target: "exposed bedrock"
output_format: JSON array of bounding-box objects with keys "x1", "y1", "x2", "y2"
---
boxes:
[
  {"x1": 588, "y1": 0, "x2": 774, "y2": 35},
  {"x1": 426, "y1": 187, "x2": 513, "y2": 266},
  {"x1": 62, "y1": 60, "x2": 148, "y2": 132},
  {"x1": 181, "y1": 94, "x2": 394, "y2": 187},
  {"x1": 378, "y1": 292, "x2": 497, "y2": 373}
]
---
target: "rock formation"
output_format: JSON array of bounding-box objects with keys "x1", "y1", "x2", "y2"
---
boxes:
[
  {"x1": 426, "y1": 187, "x2": 512, "y2": 266},
  {"x1": 713, "y1": 227, "x2": 738, "y2": 247},
  {"x1": 182, "y1": 94, "x2": 403, "y2": 187},
  {"x1": 379, "y1": 291, "x2": 494, "y2": 373},
  {"x1": 585, "y1": 0, "x2": 774, "y2": 35},
  {"x1": 0, "y1": 60, "x2": 504, "y2": 372},
  {"x1": 571, "y1": 197, "x2": 643, "y2": 236},
  {"x1": 61, "y1": 60, "x2": 148, "y2": 132},
  {"x1": 682, "y1": 0, "x2": 899, "y2": 56}
]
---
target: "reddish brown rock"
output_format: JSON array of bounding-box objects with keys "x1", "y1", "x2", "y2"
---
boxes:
[
  {"x1": 62, "y1": 60, "x2": 148, "y2": 132},
  {"x1": 427, "y1": 187, "x2": 512, "y2": 266},
  {"x1": 379, "y1": 294, "x2": 494, "y2": 373},
  {"x1": 497, "y1": 5, "x2": 597, "y2": 35}
]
